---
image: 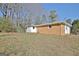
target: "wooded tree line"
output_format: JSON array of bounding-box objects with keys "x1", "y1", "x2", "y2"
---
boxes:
[
  {"x1": 0, "y1": 3, "x2": 79, "y2": 34},
  {"x1": 0, "y1": 3, "x2": 58, "y2": 32}
]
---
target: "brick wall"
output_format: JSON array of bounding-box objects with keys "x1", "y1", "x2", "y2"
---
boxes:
[{"x1": 37, "y1": 24, "x2": 65, "y2": 35}]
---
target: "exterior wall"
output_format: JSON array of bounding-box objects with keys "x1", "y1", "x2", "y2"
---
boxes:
[
  {"x1": 65, "y1": 25, "x2": 70, "y2": 34},
  {"x1": 26, "y1": 27, "x2": 37, "y2": 33},
  {"x1": 37, "y1": 24, "x2": 65, "y2": 35},
  {"x1": 26, "y1": 24, "x2": 71, "y2": 35},
  {"x1": 60, "y1": 24, "x2": 65, "y2": 35}
]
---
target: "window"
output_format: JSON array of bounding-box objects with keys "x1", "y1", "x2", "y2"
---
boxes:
[
  {"x1": 33, "y1": 26, "x2": 35, "y2": 29},
  {"x1": 48, "y1": 25, "x2": 52, "y2": 29}
]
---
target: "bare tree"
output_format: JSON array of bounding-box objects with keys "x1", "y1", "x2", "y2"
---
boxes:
[
  {"x1": 0, "y1": 3, "x2": 46, "y2": 32},
  {"x1": 34, "y1": 16, "x2": 41, "y2": 25},
  {"x1": 0, "y1": 4, "x2": 8, "y2": 18}
]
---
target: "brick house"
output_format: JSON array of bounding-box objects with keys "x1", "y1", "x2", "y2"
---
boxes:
[{"x1": 26, "y1": 22, "x2": 72, "y2": 35}]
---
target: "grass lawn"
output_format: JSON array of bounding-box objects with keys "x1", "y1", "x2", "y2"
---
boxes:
[{"x1": 0, "y1": 33, "x2": 79, "y2": 56}]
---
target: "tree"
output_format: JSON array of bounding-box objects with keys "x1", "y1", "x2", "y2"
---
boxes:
[
  {"x1": 41, "y1": 14, "x2": 47, "y2": 24},
  {"x1": 34, "y1": 16, "x2": 41, "y2": 25},
  {"x1": 0, "y1": 3, "x2": 46, "y2": 32},
  {"x1": 0, "y1": 4, "x2": 21, "y2": 32},
  {"x1": 65, "y1": 19, "x2": 72, "y2": 24},
  {"x1": 0, "y1": 4, "x2": 8, "y2": 18},
  {"x1": 71, "y1": 19, "x2": 79, "y2": 35},
  {"x1": 26, "y1": 12, "x2": 33, "y2": 26},
  {"x1": 49, "y1": 10, "x2": 57, "y2": 22}
]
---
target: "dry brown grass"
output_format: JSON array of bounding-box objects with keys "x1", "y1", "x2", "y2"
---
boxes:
[{"x1": 0, "y1": 33, "x2": 79, "y2": 56}]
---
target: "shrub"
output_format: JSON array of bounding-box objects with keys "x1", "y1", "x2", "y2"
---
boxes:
[{"x1": 0, "y1": 17, "x2": 16, "y2": 32}]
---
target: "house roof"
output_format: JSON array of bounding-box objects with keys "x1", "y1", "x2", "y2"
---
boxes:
[{"x1": 26, "y1": 21, "x2": 72, "y2": 27}]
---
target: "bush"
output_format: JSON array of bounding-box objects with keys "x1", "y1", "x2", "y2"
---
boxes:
[{"x1": 0, "y1": 17, "x2": 16, "y2": 32}]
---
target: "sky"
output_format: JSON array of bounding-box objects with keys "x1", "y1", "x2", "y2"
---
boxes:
[
  {"x1": 0, "y1": 3, "x2": 79, "y2": 21},
  {"x1": 42, "y1": 3, "x2": 79, "y2": 21}
]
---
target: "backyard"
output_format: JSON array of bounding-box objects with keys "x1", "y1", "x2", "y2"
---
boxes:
[{"x1": 0, "y1": 33, "x2": 79, "y2": 56}]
